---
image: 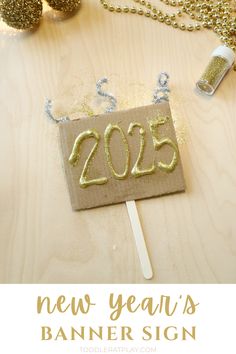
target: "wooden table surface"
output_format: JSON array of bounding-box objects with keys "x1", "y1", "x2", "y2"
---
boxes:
[{"x1": 0, "y1": 0, "x2": 236, "y2": 284}]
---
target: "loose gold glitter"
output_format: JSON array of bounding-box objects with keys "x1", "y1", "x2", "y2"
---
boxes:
[
  {"x1": 104, "y1": 123, "x2": 130, "y2": 180},
  {"x1": 69, "y1": 129, "x2": 108, "y2": 188},
  {"x1": 54, "y1": 75, "x2": 187, "y2": 145},
  {"x1": 0, "y1": 0, "x2": 43, "y2": 30},
  {"x1": 46, "y1": 0, "x2": 81, "y2": 12},
  {"x1": 78, "y1": 102, "x2": 95, "y2": 117},
  {"x1": 128, "y1": 122, "x2": 155, "y2": 178},
  {"x1": 197, "y1": 56, "x2": 229, "y2": 95}
]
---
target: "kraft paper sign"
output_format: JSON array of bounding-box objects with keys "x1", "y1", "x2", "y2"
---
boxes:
[{"x1": 59, "y1": 103, "x2": 185, "y2": 210}]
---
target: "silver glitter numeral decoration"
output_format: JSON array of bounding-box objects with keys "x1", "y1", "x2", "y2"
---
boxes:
[
  {"x1": 45, "y1": 73, "x2": 169, "y2": 123},
  {"x1": 153, "y1": 72, "x2": 170, "y2": 104},
  {"x1": 45, "y1": 99, "x2": 70, "y2": 124},
  {"x1": 96, "y1": 77, "x2": 117, "y2": 113}
]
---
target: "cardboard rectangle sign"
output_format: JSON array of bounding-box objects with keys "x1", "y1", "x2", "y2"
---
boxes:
[{"x1": 59, "y1": 103, "x2": 185, "y2": 210}]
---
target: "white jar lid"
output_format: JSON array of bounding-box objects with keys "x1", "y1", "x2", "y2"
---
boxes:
[{"x1": 211, "y1": 45, "x2": 235, "y2": 66}]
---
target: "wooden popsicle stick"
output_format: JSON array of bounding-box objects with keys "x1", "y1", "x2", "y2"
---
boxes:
[{"x1": 126, "y1": 200, "x2": 153, "y2": 280}]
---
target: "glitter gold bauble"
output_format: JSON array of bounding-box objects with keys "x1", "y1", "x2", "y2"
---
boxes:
[
  {"x1": 0, "y1": 0, "x2": 43, "y2": 30},
  {"x1": 46, "y1": 0, "x2": 81, "y2": 12}
]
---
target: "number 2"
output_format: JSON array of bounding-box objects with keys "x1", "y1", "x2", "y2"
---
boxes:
[
  {"x1": 68, "y1": 129, "x2": 108, "y2": 188},
  {"x1": 128, "y1": 122, "x2": 155, "y2": 177}
]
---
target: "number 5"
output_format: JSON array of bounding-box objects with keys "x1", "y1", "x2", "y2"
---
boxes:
[{"x1": 149, "y1": 116, "x2": 179, "y2": 173}]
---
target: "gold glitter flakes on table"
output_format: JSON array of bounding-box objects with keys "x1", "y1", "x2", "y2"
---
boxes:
[
  {"x1": 0, "y1": 0, "x2": 43, "y2": 30},
  {"x1": 78, "y1": 102, "x2": 95, "y2": 118},
  {"x1": 52, "y1": 75, "x2": 187, "y2": 146},
  {"x1": 169, "y1": 92, "x2": 187, "y2": 146},
  {"x1": 45, "y1": 0, "x2": 81, "y2": 12}
]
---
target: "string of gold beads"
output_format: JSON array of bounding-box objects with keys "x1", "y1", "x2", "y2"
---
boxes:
[{"x1": 99, "y1": 0, "x2": 236, "y2": 52}]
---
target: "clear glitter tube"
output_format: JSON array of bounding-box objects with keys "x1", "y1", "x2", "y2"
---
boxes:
[{"x1": 196, "y1": 46, "x2": 235, "y2": 95}]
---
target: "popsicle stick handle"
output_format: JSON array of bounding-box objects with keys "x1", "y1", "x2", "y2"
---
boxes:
[{"x1": 126, "y1": 200, "x2": 153, "y2": 280}]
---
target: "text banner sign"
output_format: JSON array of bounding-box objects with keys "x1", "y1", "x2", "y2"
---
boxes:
[{"x1": 0, "y1": 285, "x2": 235, "y2": 354}]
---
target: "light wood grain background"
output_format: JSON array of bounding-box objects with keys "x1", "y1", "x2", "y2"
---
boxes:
[{"x1": 0, "y1": 0, "x2": 236, "y2": 283}]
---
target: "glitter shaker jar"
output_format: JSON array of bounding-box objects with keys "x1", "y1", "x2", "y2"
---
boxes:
[{"x1": 196, "y1": 46, "x2": 235, "y2": 95}]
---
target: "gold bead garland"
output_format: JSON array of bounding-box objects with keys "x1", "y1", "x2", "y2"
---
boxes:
[{"x1": 99, "y1": 0, "x2": 236, "y2": 53}]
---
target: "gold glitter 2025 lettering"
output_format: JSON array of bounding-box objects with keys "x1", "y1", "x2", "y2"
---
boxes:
[
  {"x1": 69, "y1": 129, "x2": 108, "y2": 188},
  {"x1": 104, "y1": 124, "x2": 130, "y2": 180},
  {"x1": 149, "y1": 116, "x2": 179, "y2": 173},
  {"x1": 128, "y1": 122, "x2": 155, "y2": 178}
]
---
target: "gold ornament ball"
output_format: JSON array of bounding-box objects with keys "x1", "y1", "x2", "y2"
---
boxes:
[
  {"x1": 0, "y1": 0, "x2": 43, "y2": 30},
  {"x1": 46, "y1": 0, "x2": 81, "y2": 12}
]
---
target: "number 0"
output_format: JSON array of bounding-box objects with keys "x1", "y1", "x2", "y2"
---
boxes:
[{"x1": 104, "y1": 124, "x2": 130, "y2": 180}]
